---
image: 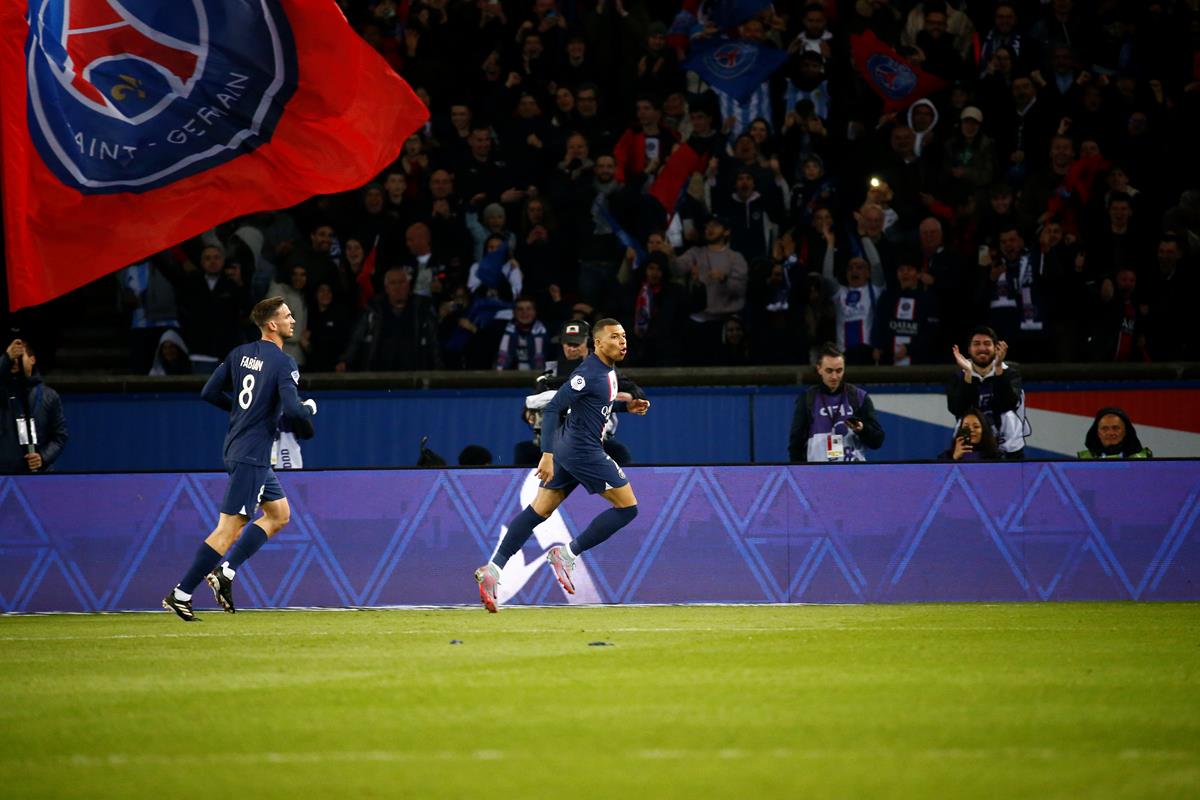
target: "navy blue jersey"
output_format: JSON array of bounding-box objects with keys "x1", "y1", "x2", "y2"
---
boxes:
[
  {"x1": 541, "y1": 354, "x2": 627, "y2": 456},
  {"x1": 201, "y1": 340, "x2": 312, "y2": 466}
]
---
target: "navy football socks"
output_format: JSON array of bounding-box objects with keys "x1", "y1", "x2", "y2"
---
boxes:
[
  {"x1": 177, "y1": 543, "x2": 223, "y2": 595},
  {"x1": 223, "y1": 523, "x2": 269, "y2": 573},
  {"x1": 570, "y1": 505, "x2": 638, "y2": 556},
  {"x1": 492, "y1": 506, "x2": 547, "y2": 568}
]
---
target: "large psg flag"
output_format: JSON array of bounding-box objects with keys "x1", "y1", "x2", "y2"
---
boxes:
[
  {"x1": 1, "y1": 0, "x2": 428, "y2": 310},
  {"x1": 850, "y1": 30, "x2": 947, "y2": 113}
]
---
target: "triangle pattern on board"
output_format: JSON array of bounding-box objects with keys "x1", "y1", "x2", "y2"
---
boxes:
[{"x1": 886, "y1": 470, "x2": 1030, "y2": 601}]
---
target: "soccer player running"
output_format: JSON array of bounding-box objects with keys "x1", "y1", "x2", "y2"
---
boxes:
[
  {"x1": 475, "y1": 319, "x2": 649, "y2": 612},
  {"x1": 163, "y1": 297, "x2": 317, "y2": 621}
]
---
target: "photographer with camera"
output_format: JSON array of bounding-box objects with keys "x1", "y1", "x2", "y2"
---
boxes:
[
  {"x1": 788, "y1": 342, "x2": 885, "y2": 463},
  {"x1": 0, "y1": 339, "x2": 68, "y2": 474},
  {"x1": 938, "y1": 408, "x2": 1001, "y2": 461}
]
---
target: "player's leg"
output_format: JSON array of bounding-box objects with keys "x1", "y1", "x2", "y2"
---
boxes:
[
  {"x1": 548, "y1": 465, "x2": 638, "y2": 594},
  {"x1": 475, "y1": 475, "x2": 573, "y2": 612},
  {"x1": 163, "y1": 512, "x2": 245, "y2": 621},
  {"x1": 208, "y1": 472, "x2": 288, "y2": 613}
]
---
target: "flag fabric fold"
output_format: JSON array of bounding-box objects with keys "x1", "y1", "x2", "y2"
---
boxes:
[{"x1": 1, "y1": 0, "x2": 428, "y2": 311}]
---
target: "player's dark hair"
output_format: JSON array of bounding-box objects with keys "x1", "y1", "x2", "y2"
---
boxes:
[
  {"x1": 252, "y1": 296, "x2": 287, "y2": 328},
  {"x1": 816, "y1": 342, "x2": 842, "y2": 363},
  {"x1": 593, "y1": 318, "x2": 621, "y2": 340}
]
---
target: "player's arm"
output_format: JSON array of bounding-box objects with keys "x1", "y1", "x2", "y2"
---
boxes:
[
  {"x1": 538, "y1": 382, "x2": 575, "y2": 454},
  {"x1": 200, "y1": 359, "x2": 233, "y2": 411},
  {"x1": 277, "y1": 372, "x2": 316, "y2": 439}
]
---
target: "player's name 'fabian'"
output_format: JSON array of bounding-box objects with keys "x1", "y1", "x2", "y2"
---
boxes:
[{"x1": 240, "y1": 355, "x2": 264, "y2": 372}]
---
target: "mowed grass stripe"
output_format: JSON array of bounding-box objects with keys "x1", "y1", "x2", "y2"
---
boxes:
[{"x1": 0, "y1": 604, "x2": 1197, "y2": 799}]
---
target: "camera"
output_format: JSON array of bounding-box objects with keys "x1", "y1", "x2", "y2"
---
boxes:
[{"x1": 957, "y1": 426, "x2": 972, "y2": 441}]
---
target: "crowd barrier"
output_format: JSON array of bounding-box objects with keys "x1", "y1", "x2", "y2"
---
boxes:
[
  {"x1": 2, "y1": 461, "x2": 1196, "y2": 612},
  {"x1": 52, "y1": 383, "x2": 1200, "y2": 471}
]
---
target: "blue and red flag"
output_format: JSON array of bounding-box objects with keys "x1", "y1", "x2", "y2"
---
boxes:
[
  {"x1": 1, "y1": 0, "x2": 428, "y2": 310},
  {"x1": 850, "y1": 30, "x2": 947, "y2": 113},
  {"x1": 682, "y1": 37, "x2": 787, "y2": 103}
]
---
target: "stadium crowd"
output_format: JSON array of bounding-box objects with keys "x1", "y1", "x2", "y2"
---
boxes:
[{"x1": 113, "y1": 0, "x2": 1199, "y2": 375}]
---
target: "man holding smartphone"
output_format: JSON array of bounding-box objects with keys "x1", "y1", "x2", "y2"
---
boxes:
[{"x1": 788, "y1": 343, "x2": 885, "y2": 462}]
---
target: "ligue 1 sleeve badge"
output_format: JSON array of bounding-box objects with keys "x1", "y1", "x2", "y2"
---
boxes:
[{"x1": 25, "y1": 0, "x2": 297, "y2": 194}]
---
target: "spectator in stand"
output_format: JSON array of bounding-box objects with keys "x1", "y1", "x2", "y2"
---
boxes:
[
  {"x1": 574, "y1": 83, "x2": 617, "y2": 156},
  {"x1": 149, "y1": 329, "x2": 192, "y2": 376},
  {"x1": 788, "y1": 343, "x2": 885, "y2": 463},
  {"x1": 948, "y1": 326, "x2": 1027, "y2": 459},
  {"x1": 337, "y1": 267, "x2": 441, "y2": 371},
  {"x1": 1143, "y1": 236, "x2": 1196, "y2": 362},
  {"x1": 1087, "y1": 193, "x2": 1149, "y2": 282},
  {"x1": 856, "y1": 202, "x2": 901, "y2": 293},
  {"x1": 943, "y1": 107, "x2": 996, "y2": 196},
  {"x1": 496, "y1": 296, "x2": 547, "y2": 371},
  {"x1": 873, "y1": 257, "x2": 940, "y2": 366},
  {"x1": 400, "y1": 222, "x2": 448, "y2": 301},
  {"x1": 994, "y1": 76, "x2": 1054, "y2": 181},
  {"x1": 626, "y1": 252, "x2": 687, "y2": 368},
  {"x1": 469, "y1": 235, "x2": 523, "y2": 301},
  {"x1": 457, "y1": 126, "x2": 521, "y2": 208},
  {"x1": 902, "y1": 1, "x2": 975, "y2": 63},
  {"x1": 820, "y1": 243, "x2": 886, "y2": 367},
  {"x1": 267, "y1": 264, "x2": 310, "y2": 365},
  {"x1": 978, "y1": 224, "x2": 1050, "y2": 358},
  {"x1": 466, "y1": 202, "x2": 516, "y2": 264},
  {"x1": 118, "y1": 257, "x2": 181, "y2": 374},
  {"x1": 1090, "y1": 266, "x2": 1148, "y2": 362},
  {"x1": 717, "y1": 168, "x2": 784, "y2": 267},
  {"x1": 1077, "y1": 407, "x2": 1153, "y2": 460},
  {"x1": 938, "y1": 408, "x2": 1001, "y2": 461},
  {"x1": 177, "y1": 244, "x2": 252, "y2": 364},
  {"x1": 613, "y1": 94, "x2": 679, "y2": 186},
  {"x1": 0, "y1": 339, "x2": 68, "y2": 474},
  {"x1": 678, "y1": 216, "x2": 749, "y2": 358},
  {"x1": 917, "y1": 217, "x2": 972, "y2": 352},
  {"x1": 977, "y1": 3, "x2": 1027, "y2": 77},
  {"x1": 305, "y1": 282, "x2": 352, "y2": 372}
]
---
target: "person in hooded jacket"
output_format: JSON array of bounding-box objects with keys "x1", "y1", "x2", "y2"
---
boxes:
[
  {"x1": 0, "y1": 339, "x2": 68, "y2": 474},
  {"x1": 1077, "y1": 407, "x2": 1153, "y2": 459},
  {"x1": 149, "y1": 330, "x2": 192, "y2": 376},
  {"x1": 907, "y1": 98, "x2": 940, "y2": 158}
]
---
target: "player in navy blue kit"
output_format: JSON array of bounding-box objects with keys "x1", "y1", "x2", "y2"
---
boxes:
[
  {"x1": 163, "y1": 296, "x2": 317, "y2": 621},
  {"x1": 475, "y1": 319, "x2": 650, "y2": 612}
]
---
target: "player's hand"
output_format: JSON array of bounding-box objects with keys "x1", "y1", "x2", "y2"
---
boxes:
[
  {"x1": 302, "y1": 399, "x2": 317, "y2": 416},
  {"x1": 536, "y1": 453, "x2": 555, "y2": 483},
  {"x1": 627, "y1": 398, "x2": 650, "y2": 415}
]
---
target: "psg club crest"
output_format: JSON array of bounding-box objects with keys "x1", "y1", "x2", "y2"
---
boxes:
[
  {"x1": 706, "y1": 42, "x2": 757, "y2": 80},
  {"x1": 866, "y1": 53, "x2": 917, "y2": 100},
  {"x1": 25, "y1": 0, "x2": 297, "y2": 194}
]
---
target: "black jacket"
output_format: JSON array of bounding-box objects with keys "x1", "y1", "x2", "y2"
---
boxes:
[
  {"x1": 339, "y1": 296, "x2": 442, "y2": 371},
  {"x1": 0, "y1": 356, "x2": 68, "y2": 473}
]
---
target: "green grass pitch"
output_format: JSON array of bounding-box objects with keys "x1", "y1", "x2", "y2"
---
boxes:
[{"x1": 1, "y1": 603, "x2": 1197, "y2": 799}]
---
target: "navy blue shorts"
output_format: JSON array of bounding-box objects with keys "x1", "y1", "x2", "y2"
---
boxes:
[
  {"x1": 543, "y1": 451, "x2": 629, "y2": 496},
  {"x1": 220, "y1": 461, "x2": 285, "y2": 517}
]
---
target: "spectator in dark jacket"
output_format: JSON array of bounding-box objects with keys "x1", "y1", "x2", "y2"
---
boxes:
[
  {"x1": 1, "y1": 340, "x2": 68, "y2": 473},
  {"x1": 336, "y1": 268, "x2": 442, "y2": 371}
]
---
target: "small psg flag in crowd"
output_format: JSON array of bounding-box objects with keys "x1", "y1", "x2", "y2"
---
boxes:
[
  {"x1": 850, "y1": 30, "x2": 948, "y2": 113},
  {"x1": 683, "y1": 37, "x2": 788, "y2": 102},
  {"x1": 1, "y1": 0, "x2": 428, "y2": 311}
]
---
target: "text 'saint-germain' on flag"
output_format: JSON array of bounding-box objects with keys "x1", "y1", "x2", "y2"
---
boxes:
[
  {"x1": 683, "y1": 37, "x2": 788, "y2": 103},
  {"x1": 1, "y1": 0, "x2": 429, "y2": 310}
]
